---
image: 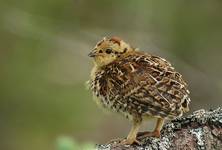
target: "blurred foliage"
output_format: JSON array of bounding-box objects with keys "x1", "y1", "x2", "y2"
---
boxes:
[
  {"x1": 0, "y1": 0, "x2": 222, "y2": 150},
  {"x1": 56, "y1": 137, "x2": 94, "y2": 150}
]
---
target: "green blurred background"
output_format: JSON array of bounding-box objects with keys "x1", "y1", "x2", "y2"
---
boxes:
[{"x1": 0, "y1": 0, "x2": 222, "y2": 150}]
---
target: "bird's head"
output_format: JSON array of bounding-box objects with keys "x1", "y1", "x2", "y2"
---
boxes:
[{"x1": 88, "y1": 37, "x2": 134, "y2": 66}]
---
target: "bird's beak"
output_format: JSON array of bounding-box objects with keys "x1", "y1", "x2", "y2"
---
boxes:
[{"x1": 88, "y1": 51, "x2": 97, "y2": 57}]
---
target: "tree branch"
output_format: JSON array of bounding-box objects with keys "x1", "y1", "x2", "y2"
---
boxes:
[{"x1": 97, "y1": 108, "x2": 222, "y2": 150}]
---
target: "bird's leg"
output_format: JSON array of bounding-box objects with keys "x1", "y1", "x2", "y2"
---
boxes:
[
  {"x1": 119, "y1": 120, "x2": 142, "y2": 145},
  {"x1": 137, "y1": 118, "x2": 164, "y2": 140}
]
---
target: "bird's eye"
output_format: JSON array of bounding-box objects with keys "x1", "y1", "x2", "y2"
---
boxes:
[
  {"x1": 105, "y1": 48, "x2": 112, "y2": 54},
  {"x1": 99, "y1": 50, "x2": 103, "y2": 53}
]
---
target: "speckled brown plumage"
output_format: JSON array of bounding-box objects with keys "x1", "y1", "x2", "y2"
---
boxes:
[{"x1": 88, "y1": 37, "x2": 191, "y2": 145}]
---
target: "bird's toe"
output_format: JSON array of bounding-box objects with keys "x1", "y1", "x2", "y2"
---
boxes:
[
  {"x1": 137, "y1": 130, "x2": 161, "y2": 140},
  {"x1": 119, "y1": 138, "x2": 141, "y2": 145}
]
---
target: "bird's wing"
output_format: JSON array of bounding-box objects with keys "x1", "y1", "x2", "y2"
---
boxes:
[{"x1": 105, "y1": 53, "x2": 190, "y2": 118}]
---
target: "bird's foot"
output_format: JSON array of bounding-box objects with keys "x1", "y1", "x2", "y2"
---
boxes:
[
  {"x1": 137, "y1": 130, "x2": 160, "y2": 140},
  {"x1": 118, "y1": 138, "x2": 141, "y2": 145},
  {"x1": 111, "y1": 138, "x2": 141, "y2": 147},
  {"x1": 105, "y1": 137, "x2": 123, "y2": 145}
]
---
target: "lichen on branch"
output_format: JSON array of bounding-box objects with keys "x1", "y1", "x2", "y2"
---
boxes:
[{"x1": 97, "y1": 108, "x2": 222, "y2": 150}]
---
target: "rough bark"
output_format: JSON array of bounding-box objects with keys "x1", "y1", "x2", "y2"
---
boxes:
[{"x1": 97, "y1": 107, "x2": 222, "y2": 150}]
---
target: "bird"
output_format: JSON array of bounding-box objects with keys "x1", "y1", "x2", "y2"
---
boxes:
[{"x1": 88, "y1": 36, "x2": 190, "y2": 145}]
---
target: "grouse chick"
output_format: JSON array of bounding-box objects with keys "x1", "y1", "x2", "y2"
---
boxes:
[{"x1": 88, "y1": 37, "x2": 190, "y2": 145}]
